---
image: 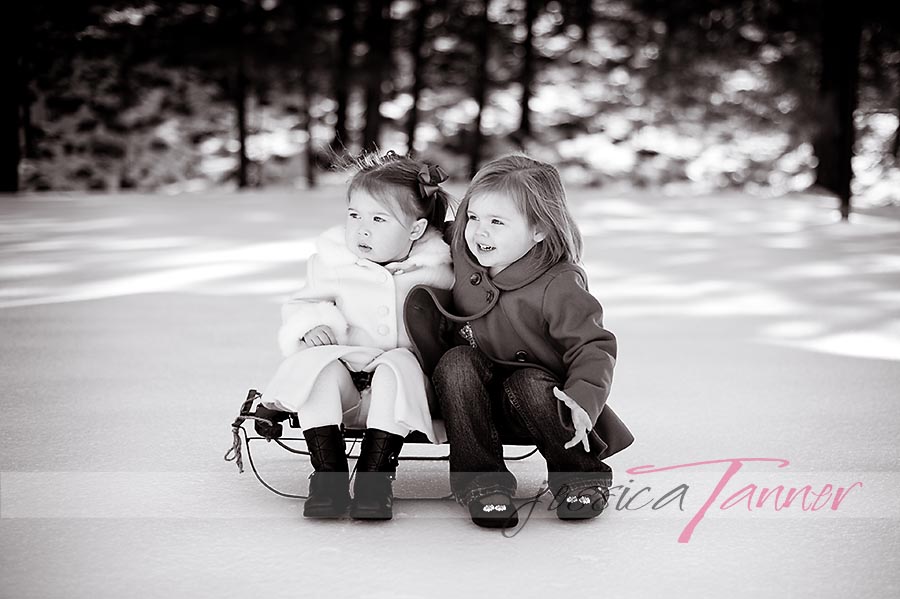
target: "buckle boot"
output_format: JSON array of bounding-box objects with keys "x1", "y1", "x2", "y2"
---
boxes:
[
  {"x1": 302, "y1": 425, "x2": 350, "y2": 518},
  {"x1": 349, "y1": 429, "x2": 405, "y2": 520}
]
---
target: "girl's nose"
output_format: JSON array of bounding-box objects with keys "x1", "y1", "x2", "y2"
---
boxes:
[{"x1": 359, "y1": 228, "x2": 371, "y2": 238}]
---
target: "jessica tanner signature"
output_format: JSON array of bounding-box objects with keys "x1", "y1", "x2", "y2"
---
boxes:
[{"x1": 501, "y1": 458, "x2": 864, "y2": 541}]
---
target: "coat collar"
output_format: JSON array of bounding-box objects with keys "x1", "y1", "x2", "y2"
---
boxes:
[
  {"x1": 317, "y1": 225, "x2": 451, "y2": 271},
  {"x1": 451, "y1": 200, "x2": 554, "y2": 291}
]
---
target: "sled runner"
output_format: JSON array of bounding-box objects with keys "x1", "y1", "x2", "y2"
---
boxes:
[{"x1": 225, "y1": 389, "x2": 540, "y2": 499}]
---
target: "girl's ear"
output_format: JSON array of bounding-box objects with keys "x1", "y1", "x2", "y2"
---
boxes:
[
  {"x1": 410, "y1": 218, "x2": 429, "y2": 241},
  {"x1": 532, "y1": 228, "x2": 547, "y2": 243}
]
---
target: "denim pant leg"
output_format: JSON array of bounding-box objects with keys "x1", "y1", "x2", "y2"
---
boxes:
[
  {"x1": 501, "y1": 368, "x2": 613, "y2": 495},
  {"x1": 433, "y1": 346, "x2": 517, "y2": 505}
]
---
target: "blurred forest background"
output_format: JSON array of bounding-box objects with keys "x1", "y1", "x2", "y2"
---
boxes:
[{"x1": 3, "y1": 0, "x2": 900, "y2": 217}]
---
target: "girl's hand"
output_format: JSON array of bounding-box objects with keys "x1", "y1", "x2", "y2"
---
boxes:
[
  {"x1": 553, "y1": 387, "x2": 592, "y2": 452},
  {"x1": 301, "y1": 325, "x2": 337, "y2": 347}
]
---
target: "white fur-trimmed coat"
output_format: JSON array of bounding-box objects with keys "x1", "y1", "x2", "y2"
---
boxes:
[
  {"x1": 277, "y1": 225, "x2": 454, "y2": 356},
  {"x1": 263, "y1": 225, "x2": 454, "y2": 443}
]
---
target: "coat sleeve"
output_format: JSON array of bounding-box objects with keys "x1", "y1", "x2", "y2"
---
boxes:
[
  {"x1": 403, "y1": 285, "x2": 465, "y2": 376},
  {"x1": 277, "y1": 254, "x2": 349, "y2": 357},
  {"x1": 542, "y1": 270, "x2": 617, "y2": 426}
]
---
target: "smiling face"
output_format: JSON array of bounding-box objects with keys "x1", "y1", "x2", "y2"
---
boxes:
[
  {"x1": 464, "y1": 191, "x2": 546, "y2": 276},
  {"x1": 345, "y1": 188, "x2": 427, "y2": 264}
]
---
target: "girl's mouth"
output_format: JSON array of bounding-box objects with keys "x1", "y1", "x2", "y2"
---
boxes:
[
  {"x1": 477, "y1": 243, "x2": 495, "y2": 252},
  {"x1": 357, "y1": 243, "x2": 372, "y2": 252}
]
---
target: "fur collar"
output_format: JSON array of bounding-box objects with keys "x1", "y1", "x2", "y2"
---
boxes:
[{"x1": 316, "y1": 225, "x2": 451, "y2": 272}]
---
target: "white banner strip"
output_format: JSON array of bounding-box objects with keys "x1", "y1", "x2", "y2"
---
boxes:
[{"x1": 2, "y1": 471, "x2": 898, "y2": 521}]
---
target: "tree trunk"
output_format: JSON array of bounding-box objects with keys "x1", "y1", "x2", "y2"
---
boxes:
[
  {"x1": 517, "y1": 0, "x2": 538, "y2": 141},
  {"x1": 576, "y1": 0, "x2": 592, "y2": 46},
  {"x1": 362, "y1": 0, "x2": 392, "y2": 152},
  {"x1": 301, "y1": 83, "x2": 317, "y2": 188},
  {"x1": 405, "y1": 0, "x2": 430, "y2": 155},
  {"x1": 652, "y1": 0, "x2": 687, "y2": 84},
  {"x1": 1, "y1": 11, "x2": 21, "y2": 192},
  {"x1": 469, "y1": 0, "x2": 490, "y2": 179},
  {"x1": 115, "y1": 39, "x2": 136, "y2": 191},
  {"x1": 293, "y1": 0, "x2": 317, "y2": 187},
  {"x1": 20, "y1": 6, "x2": 36, "y2": 161},
  {"x1": 893, "y1": 62, "x2": 900, "y2": 158},
  {"x1": 21, "y1": 89, "x2": 35, "y2": 159},
  {"x1": 235, "y1": 46, "x2": 250, "y2": 188},
  {"x1": 332, "y1": 0, "x2": 355, "y2": 153},
  {"x1": 813, "y1": 2, "x2": 862, "y2": 220},
  {"x1": 299, "y1": 63, "x2": 317, "y2": 188}
]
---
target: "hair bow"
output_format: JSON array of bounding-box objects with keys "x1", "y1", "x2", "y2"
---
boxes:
[{"x1": 417, "y1": 164, "x2": 448, "y2": 200}]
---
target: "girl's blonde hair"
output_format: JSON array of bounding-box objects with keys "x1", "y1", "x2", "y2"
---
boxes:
[
  {"x1": 457, "y1": 154, "x2": 582, "y2": 265},
  {"x1": 346, "y1": 151, "x2": 451, "y2": 231}
]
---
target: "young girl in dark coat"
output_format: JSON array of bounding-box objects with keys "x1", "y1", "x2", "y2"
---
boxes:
[{"x1": 406, "y1": 154, "x2": 634, "y2": 528}]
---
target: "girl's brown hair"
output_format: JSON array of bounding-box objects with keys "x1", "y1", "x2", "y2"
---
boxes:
[
  {"x1": 455, "y1": 154, "x2": 583, "y2": 265},
  {"x1": 347, "y1": 151, "x2": 452, "y2": 230}
]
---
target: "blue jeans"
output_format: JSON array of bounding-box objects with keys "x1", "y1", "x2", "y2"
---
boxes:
[{"x1": 433, "y1": 346, "x2": 613, "y2": 506}]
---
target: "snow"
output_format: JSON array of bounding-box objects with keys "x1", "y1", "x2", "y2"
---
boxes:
[{"x1": 1, "y1": 187, "x2": 898, "y2": 598}]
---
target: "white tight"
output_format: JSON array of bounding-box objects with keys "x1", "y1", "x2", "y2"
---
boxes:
[{"x1": 296, "y1": 360, "x2": 410, "y2": 437}]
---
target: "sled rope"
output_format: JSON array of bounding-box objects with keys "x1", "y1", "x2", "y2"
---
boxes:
[
  {"x1": 224, "y1": 426, "x2": 245, "y2": 472},
  {"x1": 225, "y1": 413, "x2": 277, "y2": 473},
  {"x1": 224, "y1": 390, "x2": 273, "y2": 473}
]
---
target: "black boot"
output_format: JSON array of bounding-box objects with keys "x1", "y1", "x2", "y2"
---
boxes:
[
  {"x1": 554, "y1": 483, "x2": 610, "y2": 521},
  {"x1": 302, "y1": 425, "x2": 350, "y2": 518},
  {"x1": 350, "y1": 428, "x2": 405, "y2": 520},
  {"x1": 468, "y1": 492, "x2": 520, "y2": 529}
]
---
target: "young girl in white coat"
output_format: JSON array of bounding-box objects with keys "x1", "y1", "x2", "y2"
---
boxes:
[{"x1": 257, "y1": 152, "x2": 454, "y2": 519}]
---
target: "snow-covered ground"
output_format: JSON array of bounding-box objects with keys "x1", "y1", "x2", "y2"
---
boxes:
[{"x1": 1, "y1": 187, "x2": 898, "y2": 598}]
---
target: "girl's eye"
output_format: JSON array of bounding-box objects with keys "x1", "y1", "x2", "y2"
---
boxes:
[
  {"x1": 348, "y1": 212, "x2": 360, "y2": 219},
  {"x1": 467, "y1": 214, "x2": 478, "y2": 221},
  {"x1": 374, "y1": 216, "x2": 387, "y2": 223},
  {"x1": 491, "y1": 219, "x2": 504, "y2": 225}
]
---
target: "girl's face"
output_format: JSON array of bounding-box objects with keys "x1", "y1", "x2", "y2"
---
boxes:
[
  {"x1": 346, "y1": 189, "x2": 426, "y2": 264},
  {"x1": 465, "y1": 192, "x2": 545, "y2": 277}
]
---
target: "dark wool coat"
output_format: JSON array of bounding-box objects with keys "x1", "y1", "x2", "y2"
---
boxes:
[{"x1": 404, "y1": 205, "x2": 634, "y2": 460}]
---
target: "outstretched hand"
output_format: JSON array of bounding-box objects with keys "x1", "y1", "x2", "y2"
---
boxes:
[
  {"x1": 553, "y1": 387, "x2": 592, "y2": 452},
  {"x1": 301, "y1": 325, "x2": 337, "y2": 348}
]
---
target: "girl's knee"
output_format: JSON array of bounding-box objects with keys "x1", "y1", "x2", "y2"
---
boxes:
[
  {"x1": 503, "y1": 369, "x2": 558, "y2": 408},
  {"x1": 505, "y1": 368, "x2": 556, "y2": 388},
  {"x1": 310, "y1": 361, "x2": 356, "y2": 395},
  {"x1": 434, "y1": 346, "x2": 489, "y2": 384},
  {"x1": 318, "y1": 360, "x2": 349, "y2": 378}
]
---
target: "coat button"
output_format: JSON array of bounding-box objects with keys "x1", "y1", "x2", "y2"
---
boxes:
[
  {"x1": 377, "y1": 325, "x2": 390, "y2": 336},
  {"x1": 377, "y1": 305, "x2": 390, "y2": 317},
  {"x1": 486, "y1": 290, "x2": 495, "y2": 302},
  {"x1": 515, "y1": 350, "x2": 528, "y2": 362},
  {"x1": 469, "y1": 273, "x2": 482, "y2": 285}
]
